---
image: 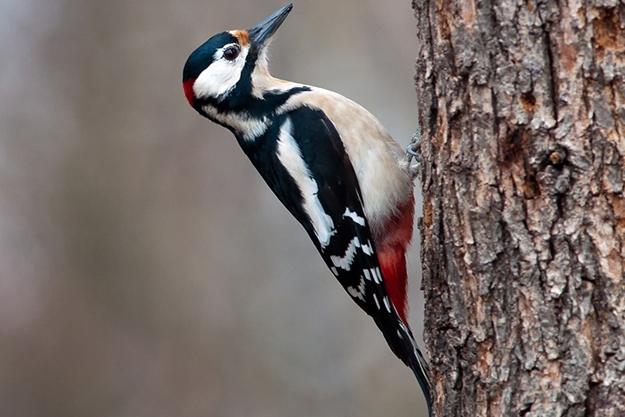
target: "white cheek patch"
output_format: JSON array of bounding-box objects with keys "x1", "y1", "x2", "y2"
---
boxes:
[
  {"x1": 276, "y1": 118, "x2": 336, "y2": 247},
  {"x1": 193, "y1": 45, "x2": 249, "y2": 100}
]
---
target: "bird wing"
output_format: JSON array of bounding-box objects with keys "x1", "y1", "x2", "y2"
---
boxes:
[
  {"x1": 238, "y1": 105, "x2": 431, "y2": 410},
  {"x1": 276, "y1": 106, "x2": 392, "y2": 316}
]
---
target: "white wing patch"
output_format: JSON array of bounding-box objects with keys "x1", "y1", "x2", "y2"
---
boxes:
[
  {"x1": 347, "y1": 276, "x2": 366, "y2": 301},
  {"x1": 361, "y1": 240, "x2": 374, "y2": 256},
  {"x1": 373, "y1": 267, "x2": 383, "y2": 284},
  {"x1": 363, "y1": 269, "x2": 372, "y2": 281},
  {"x1": 343, "y1": 208, "x2": 366, "y2": 226},
  {"x1": 364, "y1": 268, "x2": 382, "y2": 282},
  {"x1": 277, "y1": 118, "x2": 335, "y2": 247},
  {"x1": 330, "y1": 237, "x2": 361, "y2": 271},
  {"x1": 373, "y1": 294, "x2": 381, "y2": 310},
  {"x1": 383, "y1": 296, "x2": 392, "y2": 313}
]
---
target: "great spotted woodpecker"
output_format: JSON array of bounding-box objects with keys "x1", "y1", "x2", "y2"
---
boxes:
[{"x1": 183, "y1": 4, "x2": 431, "y2": 413}]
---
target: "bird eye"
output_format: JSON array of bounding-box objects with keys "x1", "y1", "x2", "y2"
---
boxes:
[{"x1": 224, "y1": 47, "x2": 239, "y2": 61}]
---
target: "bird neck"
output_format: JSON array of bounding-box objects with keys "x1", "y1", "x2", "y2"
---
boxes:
[{"x1": 197, "y1": 78, "x2": 311, "y2": 142}]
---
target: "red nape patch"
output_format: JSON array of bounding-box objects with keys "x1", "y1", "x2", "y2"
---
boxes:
[{"x1": 183, "y1": 78, "x2": 196, "y2": 106}]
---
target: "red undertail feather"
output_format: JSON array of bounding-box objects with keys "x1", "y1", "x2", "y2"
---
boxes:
[{"x1": 375, "y1": 195, "x2": 415, "y2": 323}]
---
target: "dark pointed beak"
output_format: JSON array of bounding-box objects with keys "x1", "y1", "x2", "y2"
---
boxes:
[{"x1": 248, "y1": 3, "x2": 293, "y2": 48}]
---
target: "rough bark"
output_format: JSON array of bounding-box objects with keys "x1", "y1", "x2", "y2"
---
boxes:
[{"x1": 413, "y1": 0, "x2": 625, "y2": 415}]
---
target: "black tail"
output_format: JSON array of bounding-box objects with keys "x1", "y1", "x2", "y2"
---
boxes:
[{"x1": 374, "y1": 313, "x2": 432, "y2": 416}]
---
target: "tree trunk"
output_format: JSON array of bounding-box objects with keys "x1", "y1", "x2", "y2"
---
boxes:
[{"x1": 413, "y1": 0, "x2": 625, "y2": 415}]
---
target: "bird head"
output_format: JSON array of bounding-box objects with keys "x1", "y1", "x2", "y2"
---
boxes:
[{"x1": 182, "y1": 3, "x2": 293, "y2": 110}]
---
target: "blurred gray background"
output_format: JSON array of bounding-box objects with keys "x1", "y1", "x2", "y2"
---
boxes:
[{"x1": 0, "y1": 0, "x2": 426, "y2": 416}]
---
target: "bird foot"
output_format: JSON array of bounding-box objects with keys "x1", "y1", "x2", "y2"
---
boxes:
[{"x1": 406, "y1": 129, "x2": 421, "y2": 180}]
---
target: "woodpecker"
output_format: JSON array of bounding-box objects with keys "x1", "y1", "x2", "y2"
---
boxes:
[{"x1": 183, "y1": 4, "x2": 431, "y2": 413}]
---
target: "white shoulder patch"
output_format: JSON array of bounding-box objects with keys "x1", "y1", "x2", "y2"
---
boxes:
[
  {"x1": 276, "y1": 118, "x2": 335, "y2": 247},
  {"x1": 277, "y1": 86, "x2": 414, "y2": 228}
]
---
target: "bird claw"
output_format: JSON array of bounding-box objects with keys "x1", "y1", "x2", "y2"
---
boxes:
[{"x1": 406, "y1": 129, "x2": 422, "y2": 180}]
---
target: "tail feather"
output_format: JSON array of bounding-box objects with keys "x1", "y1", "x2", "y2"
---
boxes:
[
  {"x1": 373, "y1": 311, "x2": 432, "y2": 416},
  {"x1": 404, "y1": 326, "x2": 432, "y2": 416},
  {"x1": 371, "y1": 194, "x2": 430, "y2": 414}
]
